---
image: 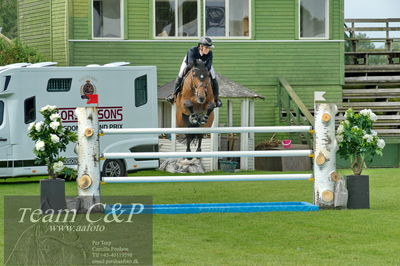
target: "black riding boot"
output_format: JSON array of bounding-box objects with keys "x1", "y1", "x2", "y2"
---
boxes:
[
  {"x1": 211, "y1": 78, "x2": 222, "y2": 107},
  {"x1": 166, "y1": 77, "x2": 183, "y2": 104}
]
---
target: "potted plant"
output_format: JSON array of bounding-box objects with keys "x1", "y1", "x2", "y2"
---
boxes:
[
  {"x1": 336, "y1": 108, "x2": 385, "y2": 209},
  {"x1": 27, "y1": 105, "x2": 77, "y2": 212}
]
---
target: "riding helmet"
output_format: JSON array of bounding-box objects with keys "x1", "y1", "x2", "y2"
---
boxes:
[{"x1": 198, "y1": 37, "x2": 214, "y2": 48}]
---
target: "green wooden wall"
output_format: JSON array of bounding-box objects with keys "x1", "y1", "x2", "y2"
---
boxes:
[
  {"x1": 17, "y1": 0, "x2": 68, "y2": 65},
  {"x1": 19, "y1": 0, "x2": 345, "y2": 141}
]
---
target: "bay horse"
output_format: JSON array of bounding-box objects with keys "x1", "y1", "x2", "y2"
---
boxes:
[{"x1": 175, "y1": 59, "x2": 216, "y2": 152}]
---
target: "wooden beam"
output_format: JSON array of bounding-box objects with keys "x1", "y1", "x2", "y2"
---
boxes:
[
  {"x1": 0, "y1": 33, "x2": 11, "y2": 44},
  {"x1": 278, "y1": 78, "x2": 315, "y2": 126},
  {"x1": 345, "y1": 18, "x2": 400, "y2": 23},
  {"x1": 345, "y1": 27, "x2": 400, "y2": 32}
]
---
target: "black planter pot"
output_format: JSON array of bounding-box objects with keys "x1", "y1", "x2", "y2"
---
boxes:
[
  {"x1": 346, "y1": 175, "x2": 370, "y2": 209},
  {"x1": 40, "y1": 178, "x2": 67, "y2": 212}
]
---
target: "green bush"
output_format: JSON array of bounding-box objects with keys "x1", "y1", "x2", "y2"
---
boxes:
[{"x1": 0, "y1": 38, "x2": 45, "y2": 65}]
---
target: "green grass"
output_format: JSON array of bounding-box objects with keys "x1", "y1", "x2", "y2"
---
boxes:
[{"x1": 1, "y1": 169, "x2": 400, "y2": 265}]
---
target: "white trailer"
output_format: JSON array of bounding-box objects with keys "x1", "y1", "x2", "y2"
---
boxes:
[{"x1": 0, "y1": 62, "x2": 159, "y2": 178}]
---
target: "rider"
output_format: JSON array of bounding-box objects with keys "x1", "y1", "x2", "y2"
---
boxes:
[{"x1": 166, "y1": 37, "x2": 222, "y2": 107}]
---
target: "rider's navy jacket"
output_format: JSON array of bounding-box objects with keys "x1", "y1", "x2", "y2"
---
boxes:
[{"x1": 185, "y1": 46, "x2": 213, "y2": 71}]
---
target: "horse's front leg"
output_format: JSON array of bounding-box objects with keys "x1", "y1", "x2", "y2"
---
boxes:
[
  {"x1": 201, "y1": 102, "x2": 216, "y2": 125},
  {"x1": 183, "y1": 100, "x2": 199, "y2": 125}
]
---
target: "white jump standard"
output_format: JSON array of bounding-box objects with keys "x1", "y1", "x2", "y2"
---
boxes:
[{"x1": 76, "y1": 97, "x2": 337, "y2": 213}]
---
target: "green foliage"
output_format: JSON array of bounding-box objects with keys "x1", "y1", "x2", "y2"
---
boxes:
[
  {"x1": 0, "y1": 38, "x2": 45, "y2": 65},
  {"x1": 27, "y1": 105, "x2": 77, "y2": 178},
  {"x1": 0, "y1": 0, "x2": 17, "y2": 39},
  {"x1": 336, "y1": 109, "x2": 385, "y2": 175}
]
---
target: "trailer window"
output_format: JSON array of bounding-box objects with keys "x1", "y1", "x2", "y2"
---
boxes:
[
  {"x1": 135, "y1": 75, "x2": 148, "y2": 107},
  {"x1": 24, "y1": 97, "x2": 36, "y2": 124},
  {"x1": 47, "y1": 78, "x2": 72, "y2": 92},
  {"x1": 3, "y1": 76, "x2": 11, "y2": 91},
  {"x1": 0, "y1": 101, "x2": 4, "y2": 126}
]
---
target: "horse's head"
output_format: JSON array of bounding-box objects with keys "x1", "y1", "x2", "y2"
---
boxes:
[{"x1": 189, "y1": 59, "x2": 211, "y2": 104}]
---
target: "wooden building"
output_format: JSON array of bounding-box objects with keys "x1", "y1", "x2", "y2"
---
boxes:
[{"x1": 17, "y1": 0, "x2": 345, "y2": 139}]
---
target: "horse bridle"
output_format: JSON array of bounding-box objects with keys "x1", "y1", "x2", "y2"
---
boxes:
[{"x1": 191, "y1": 71, "x2": 210, "y2": 98}]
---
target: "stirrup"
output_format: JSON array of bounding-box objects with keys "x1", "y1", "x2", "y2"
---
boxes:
[
  {"x1": 215, "y1": 98, "x2": 222, "y2": 108},
  {"x1": 166, "y1": 94, "x2": 175, "y2": 104}
]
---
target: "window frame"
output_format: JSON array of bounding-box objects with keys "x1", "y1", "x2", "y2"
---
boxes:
[
  {"x1": 24, "y1": 96, "x2": 36, "y2": 124},
  {"x1": 153, "y1": 0, "x2": 201, "y2": 39},
  {"x1": 298, "y1": 0, "x2": 329, "y2": 40},
  {"x1": 203, "y1": 0, "x2": 252, "y2": 39},
  {"x1": 46, "y1": 78, "x2": 72, "y2": 92},
  {"x1": 0, "y1": 100, "x2": 4, "y2": 126},
  {"x1": 134, "y1": 75, "x2": 148, "y2": 107},
  {"x1": 92, "y1": 0, "x2": 125, "y2": 40}
]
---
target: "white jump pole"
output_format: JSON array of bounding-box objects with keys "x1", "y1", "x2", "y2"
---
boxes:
[
  {"x1": 101, "y1": 126, "x2": 312, "y2": 135},
  {"x1": 103, "y1": 174, "x2": 313, "y2": 183},
  {"x1": 102, "y1": 150, "x2": 313, "y2": 159}
]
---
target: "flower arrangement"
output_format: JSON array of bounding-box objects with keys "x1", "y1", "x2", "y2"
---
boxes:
[
  {"x1": 336, "y1": 108, "x2": 385, "y2": 175},
  {"x1": 27, "y1": 105, "x2": 77, "y2": 179}
]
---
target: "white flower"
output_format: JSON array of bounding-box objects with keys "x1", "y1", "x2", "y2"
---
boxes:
[
  {"x1": 370, "y1": 112, "x2": 378, "y2": 122},
  {"x1": 352, "y1": 126, "x2": 359, "y2": 130},
  {"x1": 363, "y1": 134, "x2": 373, "y2": 143},
  {"x1": 336, "y1": 134, "x2": 344, "y2": 142},
  {"x1": 53, "y1": 161, "x2": 64, "y2": 174},
  {"x1": 50, "y1": 121, "x2": 60, "y2": 130},
  {"x1": 345, "y1": 120, "x2": 350, "y2": 125},
  {"x1": 50, "y1": 134, "x2": 60, "y2": 143},
  {"x1": 377, "y1": 139, "x2": 385, "y2": 149},
  {"x1": 371, "y1": 130, "x2": 378, "y2": 136},
  {"x1": 50, "y1": 113, "x2": 61, "y2": 121},
  {"x1": 35, "y1": 140, "x2": 45, "y2": 151},
  {"x1": 360, "y1": 109, "x2": 371, "y2": 116},
  {"x1": 35, "y1": 121, "x2": 44, "y2": 131},
  {"x1": 40, "y1": 105, "x2": 57, "y2": 112},
  {"x1": 28, "y1": 122, "x2": 35, "y2": 132},
  {"x1": 360, "y1": 109, "x2": 378, "y2": 122},
  {"x1": 337, "y1": 124, "x2": 344, "y2": 134}
]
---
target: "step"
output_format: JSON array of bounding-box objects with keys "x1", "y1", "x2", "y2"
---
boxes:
[
  {"x1": 343, "y1": 89, "x2": 400, "y2": 99},
  {"x1": 345, "y1": 76, "x2": 400, "y2": 84},
  {"x1": 375, "y1": 129, "x2": 400, "y2": 136},
  {"x1": 341, "y1": 102, "x2": 400, "y2": 111}
]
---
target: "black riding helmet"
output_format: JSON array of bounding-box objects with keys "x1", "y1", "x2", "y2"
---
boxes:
[{"x1": 198, "y1": 37, "x2": 214, "y2": 48}]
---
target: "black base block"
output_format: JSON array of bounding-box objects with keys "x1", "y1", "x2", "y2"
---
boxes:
[
  {"x1": 40, "y1": 178, "x2": 67, "y2": 212},
  {"x1": 346, "y1": 175, "x2": 370, "y2": 209}
]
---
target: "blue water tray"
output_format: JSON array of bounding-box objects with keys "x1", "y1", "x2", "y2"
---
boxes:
[{"x1": 105, "y1": 202, "x2": 319, "y2": 214}]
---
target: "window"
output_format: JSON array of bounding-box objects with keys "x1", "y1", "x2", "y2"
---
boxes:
[
  {"x1": 155, "y1": 0, "x2": 199, "y2": 37},
  {"x1": 47, "y1": 78, "x2": 72, "y2": 92},
  {"x1": 0, "y1": 101, "x2": 4, "y2": 126},
  {"x1": 93, "y1": 0, "x2": 123, "y2": 38},
  {"x1": 300, "y1": 0, "x2": 328, "y2": 39},
  {"x1": 135, "y1": 75, "x2": 148, "y2": 107},
  {"x1": 205, "y1": 0, "x2": 250, "y2": 37},
  {"x1": 24, "y1": 97, "x2": 35, "y2": 124}
]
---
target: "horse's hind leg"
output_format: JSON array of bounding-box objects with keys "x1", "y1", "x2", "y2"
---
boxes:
[
  {"x1": 186, "y1": 134, "x2": 192, "y2": 152},
  {"x1": 196, "y1": 135, "x2": 203, "y2": 152}
]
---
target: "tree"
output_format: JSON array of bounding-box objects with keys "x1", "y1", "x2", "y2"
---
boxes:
[
  {"x1": 0, "y1": 0, "x2": 17, "y2": 39},
  {"x1": 0, "y1": 38, "x2": 45, "y2": 65}
]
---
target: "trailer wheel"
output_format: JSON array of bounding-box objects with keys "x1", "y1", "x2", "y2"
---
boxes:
[{"x1": 102, "y1": 159, "x2": 126, "y2": 177}]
